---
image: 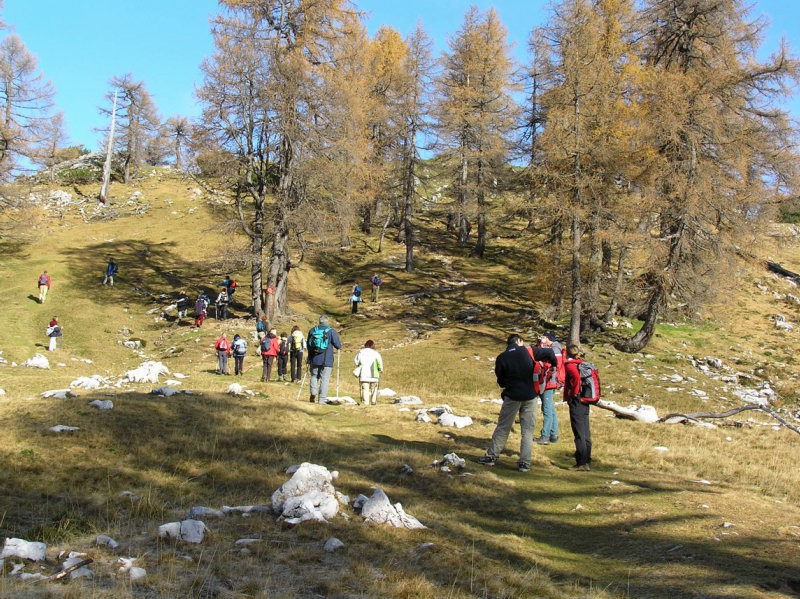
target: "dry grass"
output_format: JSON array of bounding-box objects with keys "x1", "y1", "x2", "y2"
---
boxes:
[{"x1": 0, "y1": 170, "x2": 799, "y2": 598}]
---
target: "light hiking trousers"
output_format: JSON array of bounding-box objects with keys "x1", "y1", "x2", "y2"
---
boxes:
[
  {"x1": 39, "y1": 285, "x2": 49, "y2": 303},
  {"x1": 539, "y1": 388, "x2": 559, "y2": 439},
  {"x1": 360, "y1": 381, "x2": 378, "y2": 405},
  {"x1": 309, "y1": 365, "x2": 332, "y2": 400},
  {"x1": 487, "y1": 397, "x2": 536, "y2": 464}
]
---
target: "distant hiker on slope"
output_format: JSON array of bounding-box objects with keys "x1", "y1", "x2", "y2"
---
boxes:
[
  {"x1": 260, "y1": 328, "x2": 280, "y2": 382},
  {"x1": 194, "y1": 293, "x2": 209, "y2": 327},
  {"x1": 256, "y1": 313, "x2": 269, "y2": 341},
  {"x1": 370, "y1": 273, "x2": 383, "y2": 302},
  {"x1": 477, "y1": 334, "x2": 540, "y2": 473},
  {"x1": 350, "y1": 281, "x2": 362, "y2": 314},
  {"x1": 46, "y1": 316, "x2": 62, "y2": 351},
  {"x1": 354, "y1": 339, "x2": 383, "y2": 405},
  {"x1": 102, "y1": 258, "x2": 118, "y2": 286},
  {"x1": 306, "y1": 315, "x2": 341, "y2": 403},
  {"x1": 37, "y1": 270, "x2": 52, "y2": 303},
  {"x1": 215, "y1": 287, "x2": 230, "y2": 320},
  {"x1": 231, "y1": 333, "x2": 248, "y2": 375},
  {"x1": 214, "y1": 333, "x2": 231, "y2": 375},
  {"x1": 289, "y1": 325, "x2": 306, "y2": 382}
]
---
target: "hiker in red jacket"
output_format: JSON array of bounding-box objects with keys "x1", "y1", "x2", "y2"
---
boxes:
[
  {"x1": 37, "y1": 270, "x2": 52, "y2": 303},
  {"x1": 564, "y1": 344, "x2": 592, "y2": 471},
  {"x1": 260, "y1": 328, "x2": 280, "y2": 382}
]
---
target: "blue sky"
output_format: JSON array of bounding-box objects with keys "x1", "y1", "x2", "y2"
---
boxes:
[{"x1": 4, "y1": 0, "x2": 799, "y2": 151}]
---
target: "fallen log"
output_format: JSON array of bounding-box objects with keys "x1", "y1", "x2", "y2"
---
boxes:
[
  {"x1": 662, "y1": 405, "x2": 800, "y2": 436},
  {"x1": 767, "y1": 261, "x2": 800, "y2": 282},
  {"x1": 37, "y1": 558, "x2": 93, "y2": 583}
]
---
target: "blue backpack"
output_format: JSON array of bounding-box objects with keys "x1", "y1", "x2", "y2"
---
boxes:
[{"x1": 307, "y1": 325, "x2": 330, "y2": 356}]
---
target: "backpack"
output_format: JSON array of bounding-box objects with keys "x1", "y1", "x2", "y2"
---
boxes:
[
  {"x1": 354, "y1": 286, "x2": 362, "y2": 297},
  {"x1": 229, "y1": 279, "x2": 237, "y2": 289},
  {"x1": 290, "y1": 330, "x2": 304, "y2": 352},
  {"x1": 577, "y1": 361, "x2": 601, "y2": 404},
  {"x1": 371, "y1": 276, "x2": 382, "y2": 286},
  {"x1": 307, "y1": 325, "x2": 330, "y2": 356},
  {"x1": 278, "y1": 339, "x2": 288, "y2": 355},
  {"x1": 38, "y1": 274, "x2": 48, "y2": 285},
  {"x1": 232, "y1": 338, "x2": 247, "y2": 356}
]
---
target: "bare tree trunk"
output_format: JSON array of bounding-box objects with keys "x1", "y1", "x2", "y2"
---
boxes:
[
  {"x1": 472, "y1": 157, "x2": 486, "y2": 258},
  {"x1": 546, "y1": 220, "x2": 565, "y2": 319},
  {"x1": 377, "y1": 214, "x2": 391, "y2": 253},
  {"x1": 99, "y1": 93, "x2": 118, "y2": 204},
  {"x1": 457, "y1": 141, "x2": 469, "y2": 246},
  {"x1": 403, "y1": 134, "x2": 416, "y2": 272},
  {"x1": 602, "y1": 245, "x2": 628, "y2": 321},
  {"x1": 569, "y1": 212, "x2": 582, "y2": 345}
]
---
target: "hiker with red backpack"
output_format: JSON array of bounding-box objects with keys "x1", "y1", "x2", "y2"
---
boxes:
[
  {"x1": 37, "y1": 270, "x2": 52, "y2": 303},
  {"x1": 214, "y1": 333, "x2": 231, "y2": 375},
  {"x1": 260, "y1": 328, "x2": 280, "y2": 382},
  {"x1": 276, "y1": 332, "x2": 290, "y2": 381},
  {"x1": 533, "y1": 332, "x2": 565, "y2": 445},
  {"x1": 564, "y1": 344, "x2": 600, "y2": 471}
]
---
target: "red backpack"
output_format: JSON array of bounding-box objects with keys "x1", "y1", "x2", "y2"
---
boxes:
[{"x1": 577, "y1": 361, "x2": 601, "y2": 404}]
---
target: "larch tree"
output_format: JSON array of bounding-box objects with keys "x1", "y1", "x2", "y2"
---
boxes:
[
  {"x1": 163, "y1": 115, "x2": 192, "y2": 170},
  {"x1": 616, "y1": 0, "x2": 799, "y2": 352},
  {"x1": 435, "y1": 6, "x2": 517, "y2": 258},
  {"x1": 0, "y1": 34, "x2": 57, "y2": 179},
  {"x1": 535, "y1": 0, "x2": 643, "y2": 344},
  {"x1": 199, "y1": 0, "x2": 357, "y2": 317},
  {"x1": 397, "y1": 24, "x2": 434, "y2": 272},
  {"x1": 101, "y1": 74, "x2": 161, "y2": 184}
]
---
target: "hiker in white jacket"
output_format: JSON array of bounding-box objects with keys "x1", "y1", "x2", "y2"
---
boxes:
[{"x1": 354, "y1": 340, "x2": 383, "y2": 406}]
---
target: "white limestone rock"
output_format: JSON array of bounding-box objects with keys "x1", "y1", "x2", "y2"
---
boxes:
[
  {"x1": 89, "y1": 399, "x2": 114, "y2": 410},
  {"x1": 415, "y1": 410, "x2": 432, "y2": 423},
  {"x1": 151, "y1": 387, "x2": 189, "y2": 397},
  {"x1": 23, "y1": 354, "x2": 50, "y2": 369},
  {"x1": 70, "y1": 375, "x2": 107, "y2": 389},
  {"x1": 394, "y1": 395, "x2": 423, "y2": 405},
  {"x1": 42, "y1": 389, "x2": 78, "y2": 399},
  {"x1": 378, "y1": 388, "x2": 397, "y2": 397},
  {"x1": 2, "y1": 538, "x2": 47, "y2": 561},
  {"x1": 221, "y1": 505, "x2": 271, "y2": 516},
  {"x1": 480, "y1": 398, "x2": 503, "y2": 404},
  {"x1": 60, "y1": 551, "x2": 93, "y2": 580},
  {"x1": 164, "y1": 379, "x2": 182, "y2": 386},
  {"x1": 49, "y1": 425, "x2": 80, "y2": 433},
  {"x1": 320, "y1": 395, "x2": 357, "y2": 405},
  {"x1": 432, "y1": 453, "x2": 466, "y2": 470},
  {"x1": 323, "y1": 537, "x2": 344, "y2": 552},
  {"x1": 361, "y1": 488, "x2": 426, "y2": 530},
  {"x1": 95, "y1": 535, "x2": 119, "y2": 549},
  {"x1": 118, "y1": 557, "x2": 146, "y2": 581},
  {"x1": 281, "y1": 490, "x2": 340, "y2": 525},
  {"x1": 271, "y1": 462, "x2": 336, "y2": 513},
  {"x1": 228, "y1": 383, "x2": 244, "y2": 395},
  {"x1": 125, "y1": 361, "x2": 169, "y2": 383},
  {"x1": 438, "y1": 413, "x2": 473, "y2": 428},
  {"x1": 427, "y1": 405, "x2": 453, "y2": 416},
  {"x1": 188, "y1": 506, "x2": 224, "y2": 519},
  {"x1": 158, "y1": 519, "x2": 208, "y2": 543}
]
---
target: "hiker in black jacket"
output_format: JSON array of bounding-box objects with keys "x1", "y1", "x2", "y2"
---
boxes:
[{"x1": 477, "y1": 334, "x2": 539, "y2": 472}]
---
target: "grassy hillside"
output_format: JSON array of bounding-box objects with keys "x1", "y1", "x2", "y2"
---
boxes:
[{"x1": 0, "y1": 170, "x2": 799, "y2": 598}]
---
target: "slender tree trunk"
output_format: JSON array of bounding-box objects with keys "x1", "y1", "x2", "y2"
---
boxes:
[
  {"x1": 546, "y1": 220, "x2": 565, "y2": 319},
  {"x1": 403, "y1": 134, "x2": 416, "y2": 272},
  {"x1": 602, "y1": 245, "x2": 628, "y2": 321},
  {"x1": 457, "y1": 141, "x2": 469, "y2": 246},
  {"x1": 472, "y1": 156, "x2": 486, "y2": 258},
  {"x1": 569, "y1": 211, "x2": 582, "y2": 345}
]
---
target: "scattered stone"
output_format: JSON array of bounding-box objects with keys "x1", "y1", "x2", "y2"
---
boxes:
[
  {"x1": 378, "y1": 388, "x2": 397, "y2": 397},
  {"x1": 323, "y1": 537, "x2": 344, "y2": 552},
  {"x1": 438, "y1": 413, "x2": 473, "y2": 428},
  {"x1": 722, "y1": 522, "x2": 735, "y2": 528},
  {"x1": 118, "y1": 491, "x2": 140, "y2": 502},
  {"x1": 352, "y1": 494, "x2": 369, "y2": 510},
  {"x1": 320, "y1": 396, "x2": 357, "y2": 405},
  {"x1": 271, "y1": 463, "x2": 339, "y2": 524},
  {"x1": 23, "y1": 354, "x2": 50, "y2": 369},
  {"x1": 228, "y1": 383, "x2": 244, "y2": 395},
  {"x1": 394, "y1": 395, "x2": 423, "y2": 405},
  {"x1": 235, "y1": 538, "x2": 260, "y2": 546},
  {"x1": 652, "y1": 446, "x2": 669, "y2": 452},
  {"x1": 2, "y1": 538, "x2": 47, "y2": 561},
  {"x1": 164, "y1": 379, "x2": 182, "y2": 386},
  {"x1": 704, "y1": 357, "x2": 724, "y2": 370},
  {"x1": 42, "y1": 389, "x2": 78, "y2": 399},
  {"x1": 415, "y1": 410, "x2": 432, "y2": 423},
  {"x1": 59, "y1": 551, "x2": 94, "y2": 579},
  {"x1": 120, "y1": 339, "x2": 142, "y2": 350},
  {"x1": 70, "y1": 375, "x2": 107, "y2": 390},
  {"x1": 572, "y1": 504, "x2": 584, "y2": 511},
  {"x1": 95, "y1": 535, "x2": 119, "y2": 549},
  {"x1": 118, "y1": 557, "x2": 146, "y2": 581},
  {"x1": 360, "y1": 488, "x2": 426, "y2": 529},
  {"x1": 89, "y1": 399, "x2": 114, "y2": 410},
  {"x1": 0, "y1": 389, "x2": 5, "y2": 395},
  {"x1": 480, "y1": 398, "x2": 503, "y2": 404},
  {"x1": 691, "y1": 389, "x2": 708, "y2": 398},
  {"x1": 49, "y1": 425, "x2": 80, "y2": 433},
  {"x1": 158, "y1": 519, "x2": 208, "y2": 543},
  {"x1": 188, "y1": 506, "x2": 224, "y2": 519},
  {"x1": 693, "y1": 479, "x2": 713, "y2": 485},
  {"x1": 221, "y1": 505, "x2": 271, "y2": 516},
  {"x1": 427, "y1": 405, "x2": 453, "y2": 416},
  {"x1": 173, "y1": 372, "x2": 188, "y2": 379},
  {"x1": 151, "y1": 387, "x2": 190, "y2": 397},
  {"x1": 125, "y1": 361, "x2": 169, "y2": 383},
  {"x1": 399, "y1": 464, "x2": 414, "y2": 475},
  {"x1": 432, "y1": 453, "x2": 466, "y2": 471}
]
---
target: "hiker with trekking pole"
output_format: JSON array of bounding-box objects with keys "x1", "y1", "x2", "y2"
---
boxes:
[
  {"x1": 304, "y1": 315, "x2": 341, "y2": 403},
  {"x1": 354, "y1": 340, "x2": 383, "y2": 406}
]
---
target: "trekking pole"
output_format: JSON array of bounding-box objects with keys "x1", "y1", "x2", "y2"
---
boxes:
[
  {"x1": 295, "y1": 369, "x2": 307, "y2": 401},
  {"x1": 336, "y1": 349, "x2": 340, "y2": 398}
]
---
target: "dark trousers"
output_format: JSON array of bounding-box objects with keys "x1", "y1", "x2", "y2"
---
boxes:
[
  {"x1": 568, "y1": 399, "x2": 592, "y2": 466},
  {"x1": 277, "y1": 354, "x2": 288, "y2": 377},
  {"x1": 262, "y1": 355, "x2": 275, "y2": 381},
  {"x1": 234, "y1": 355, "x2": 244, "y2": 375},
  {"x1": 290, "y1": 351, "x2": 304, "y2": 381},
  {"x1": 217, "y1": 304, "x2": 228, "y2": 319},
  {"x1": 351, "y1": 300, "x2": 358, "y2": 313}
]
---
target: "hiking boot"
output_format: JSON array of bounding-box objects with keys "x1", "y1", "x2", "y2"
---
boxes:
[
  {"x1": 476, "y1": 455, "x2": 496, "y2": 466},
  {"x1": 549, "y1": 436, "x2": 559, "y2": 443},
  {"x1": 570, "y1": 464, "x2": 591, "y2": 472},
  {"x1": 517, "y1": 462, "x2": 531, "y2": 473},
  {"x1": 309, "y1": 395, "x2": 317, "y2": 403},
  {"x1": 534, "y1": 436, "x2": 550, "y2": 445}
]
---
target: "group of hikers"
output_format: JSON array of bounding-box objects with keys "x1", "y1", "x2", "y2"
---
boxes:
[
  {"x1": 478, "y1": 332, "x2": 598, "y2": 473},
  {"x1": 349, "y1": 274, "x2": 383, "y2": 314},
  {"x1": 212, "y1": 314, "x2": 384, "y2": 407}
]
